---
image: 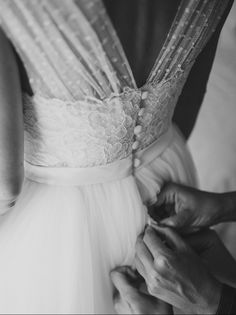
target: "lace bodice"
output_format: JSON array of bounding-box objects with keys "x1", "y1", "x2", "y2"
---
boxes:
[
  {"x1": 23, "y1": 90, "x2": 141, "y2": 167},
  {"x1": 0, "y1": 0, "x2": 229, "y2": 167}
]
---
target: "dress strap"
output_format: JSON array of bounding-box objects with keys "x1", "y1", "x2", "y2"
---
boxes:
[{"x1": 147, "y1": 0, "x2": 231, "y2": 86}]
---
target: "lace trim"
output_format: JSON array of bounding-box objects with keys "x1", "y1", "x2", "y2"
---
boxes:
[
  {"x1": 23, "y1": 69, "x2": 189, "y2": 168},
  {"x1": 0, "y1": 0, "x2": 230, "y2": 167},
  {"x1": 23, "y1": 90, "x2": 141, "y2": 167}
]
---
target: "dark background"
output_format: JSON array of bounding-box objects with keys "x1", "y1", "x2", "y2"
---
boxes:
[{"x1": 104, "y1": 0, "x2": 233, "y2": 139}]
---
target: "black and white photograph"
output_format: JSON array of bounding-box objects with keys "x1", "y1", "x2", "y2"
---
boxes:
[{"x1": 0, "y1": 0, "x2": 236, "y2": 314}]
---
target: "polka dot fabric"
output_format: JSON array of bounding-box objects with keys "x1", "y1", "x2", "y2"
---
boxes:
[{"x1": 0, "y1": 0, "x2": 230, "y2": 167}]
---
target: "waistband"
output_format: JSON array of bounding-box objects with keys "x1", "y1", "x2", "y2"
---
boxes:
[{"x1": 25, "y1": 126, "x2": 174, "y2": 186}]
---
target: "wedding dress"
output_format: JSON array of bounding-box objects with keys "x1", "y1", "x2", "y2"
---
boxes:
[{"x1": 0, "y1": 0, "x2": 229, "y2": 313}]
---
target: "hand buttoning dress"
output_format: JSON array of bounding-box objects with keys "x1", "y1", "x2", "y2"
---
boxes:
[{"x1": 0, "y1": 0, "x2": 230, "y2": 313}]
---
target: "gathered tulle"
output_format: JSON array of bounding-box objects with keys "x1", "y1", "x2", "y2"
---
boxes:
[
  {"x1": 0, "y1": 0, "x2": 229, "y2": 313},
  {"x1": 136, "y1": 127, "x2": 197, "y2": 203},
  {"x1": 0, "y1": 126, "x2": 196, "y2": 314},
  {"x1": 0, "y1": 176, "x2": 146, "y2": 314}
]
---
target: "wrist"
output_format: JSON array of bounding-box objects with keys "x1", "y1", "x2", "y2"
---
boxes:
[
  {"x1": 203, "y1": 192, "x2": 225, "y2": 226},
  {"x1": 218, "y1": 192, "x2": 236, "y2": 223},
  {"x1": 198, "y1": 278, "x2": 222, "y2": 315}
]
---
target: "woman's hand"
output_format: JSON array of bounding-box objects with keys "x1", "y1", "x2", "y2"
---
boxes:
[
  {"x1": 153, "y1": 183, "x2": 225, "y2": 231},
  {"x1": 111, "y1": 266, "x2": 173, "y2": 314},
  {"x1": 135, "y1": 225, "x2": 222, "y2": 314}
]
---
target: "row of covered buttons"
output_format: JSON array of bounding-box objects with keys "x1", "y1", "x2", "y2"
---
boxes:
[{"x1": 132, "y1": 91, "x2": 148, "y2": 168}]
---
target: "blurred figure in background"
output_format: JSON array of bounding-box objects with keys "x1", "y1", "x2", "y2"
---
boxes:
[{"x1": 189, "y1": 2, "x2": 236, "y2": 257}]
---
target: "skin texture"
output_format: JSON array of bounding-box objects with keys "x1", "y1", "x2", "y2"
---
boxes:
[
  {"x1": 111, "y1": 266, "x2": 173, "y2": 315},
  {"x1": 153, "y1": 183, "x2": 236, "y2": 231},
  {"x1": 112, "y1": 226, "x2": 223, "y2": 315},
  {"x1": 135, "y1": 226, "x2": 221, "y2": 314},
  {"x1": 156, "y1": 183, "x2": 224, "y2": 230},
  {"x1": 0, "y1": 29, "x2": 24, "y2": 212}
]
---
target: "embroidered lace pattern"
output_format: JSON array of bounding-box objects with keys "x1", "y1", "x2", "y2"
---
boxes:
[
  {"x1": 23, "y1": 90, "x2": 141, "y2": 167},
  {"x1": 0, "y1": 0, "x2": 230, "y2": 167}
]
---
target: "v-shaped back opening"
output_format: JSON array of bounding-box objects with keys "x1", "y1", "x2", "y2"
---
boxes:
[
  {"x1": 7, "y1": 0, "x2": 230, "y2": 99},
  {"x1": 104, "y1": 0, "x2": 181, "y2": 87},
  {"x1": 16, "y1": 0, "x2": 182, "y2": 95}
]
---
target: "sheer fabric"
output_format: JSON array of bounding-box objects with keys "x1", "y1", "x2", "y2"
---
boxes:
[
  {"x1": 0, "y1": 1, "x2": 230, "y2": 313},
  {"x1": 0, "y1": 0, "x2": 136, "y2": 100},
  {"x1": 0, "y1": 0, "x2": 230, "y2": 167}
]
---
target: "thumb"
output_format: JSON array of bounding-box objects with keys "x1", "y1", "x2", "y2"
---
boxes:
[
  {"x1": 156, "y1": 183, "x2": 180, "y2": 206},
  {"x1": 160, "y1": 209, "x2": 191, "y2": 228}
]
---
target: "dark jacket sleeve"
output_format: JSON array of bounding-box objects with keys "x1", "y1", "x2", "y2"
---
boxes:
[{"x1": 216, "y1": 284, "x2": 236, "y2": 315}]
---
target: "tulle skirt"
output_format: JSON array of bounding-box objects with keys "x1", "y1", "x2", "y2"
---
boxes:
[{"x1": 0, "y1": 125, "x2": 196, "y2": 314}]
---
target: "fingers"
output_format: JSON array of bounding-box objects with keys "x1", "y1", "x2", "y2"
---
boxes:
[
  {"x1": 146, "y1": 225, "x2": 188, "y2": 252},
  {"x1": 156, "y1": 182, "x2": 182, "y2": 207},
  {"x1": 111, "y1": 269, "x2": 138, "y2": 298},
  {"x1": 111, "y1": 268, "x2": 146, "y2": 314},
  {"x1": 156, "y1": 183, "x2": 193, "y2": 229},
  {"x1": 135, "y1": 228, "x2": 172, "y2": 281},
  {"x1": 135, "y1": 254, "x2": 147, "y2": 279},
  {"x1": 143, "y1": 226, "x2": 170, "y2": 258},
  {"x1": 113, "y1": 294, "x2": 132, "y2": 314},
  {"x1": 114, "y1": 266, "x2": 137, "y2": 281},
  {"x1": 135, "y1": 236, "x2": 154, "y2": 270},
  {"x1": 113, "y1": 279, "x2": 165, "y2": 315},
  {"x1": 135, "y1": 227, "x2": 173, "y2": 284},
  {"x1": 160, "y1": 209, "x2": 190, "y2": 228}
]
